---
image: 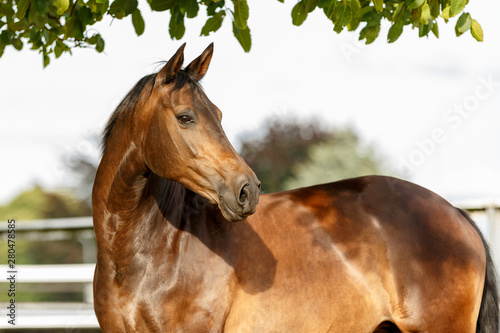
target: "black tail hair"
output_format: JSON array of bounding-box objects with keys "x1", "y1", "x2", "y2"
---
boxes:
[{"x1": 457, "y1": 208, "x2": 499, "y2": 333}]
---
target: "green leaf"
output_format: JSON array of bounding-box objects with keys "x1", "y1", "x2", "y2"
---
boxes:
[
  {"x1": 349, "y1": 0, "x2": 361, "y2": 13},
  {"x1": 359, "y1": 22, "x2": 380, "y2": 44},
  {"x1": 88, "y1": 1, "x2": 109, "y2": 15},
  {"x1": 12, "y1": 38, "x2": 23, "y2": 50},
  {"x1": 33, "y1": 0, "x2": 48, "y2": 14},
  {"x1": 29, "y1": 6, "x2": 48, "y2": 28},
  {"x1": 0, "y1": 30, "x2": 10, "y2": 45},
  {"x1": 109, "y1": 0, "x2": 126, "y2": 19},
  {"x1": 419, "y1": 2, "x2": 431, "y2": 24},
  {"x1": 450, "y1": 0, "x2": 466, "y2": 17},
  {"x1": 88, "y1": 34, "x2": 99, "y2": 44},
  {"x1": 53, "y1": 0, "x2": 69, "y2": 15},
  {"x1": 322, "y1": 0, "x2": 335, "y2": 20},
  {"x1": 10, "y1": 18, "x2": 30, "y2": 31},
  {"x1": 77, "y1": 7, "x2": 93, "y2": 26},
  {"x1": 431, "y1": 20, "x2": 439, "y2": 38},
  {"x1": 333, "y1": 3, "x2": 351, "y2": 33},
  {"x1": 169, "y1": 6, "x2": 185, "y2": 40},
  {"x1": 29, "y1": 27, "x2": 41, "y2": 44},
  {"x1": 419, "y1": 22, "x2": 431, "y2": 37},
  {"x1": 455, "y1": 12, "x2": 471, "y2": 36},
  {"x1": 65, "y1": 16, "x2": 84, "y2": 39},
  {"x1": 440, "y1": 6, "x2": 450, "y2": 20},
  {"x1": 470, "y1": 19, "x2": 483, "y2": 42},
  {"x1": 182, "y1": 0, "x2": 199, "y2": 18},
  {"x1": 291, "y1": 1, "x2": 308, "y2": 26},
  {"x1": 96, "y1": 35, "x2": 105, "y2": 52},
  {"x1": 110, "y1": 0, "x2": 137, "y2": 16},
  {"x1": 387, "y1": 20, "x2": 404, "y2": 43},
  {"x1": 150, "y1": 0, "x2": 175, "y2": 12},
  {"x1": 406, "y1": 0, "x2": 424, "y2": 10},
  {"x1": 429, "y1": 0, "x2": 439, "y2": 18},
  {"x1": 305, "y1": 0, "x2": 320, "y2": 13},
  {"x1": 54, "y1": 40, "x2": 65, "y2": 58},
  {"x1": 124, "y1": 0, "x2": 139, "y2": 15},
  {"x1": 43, "y1": 52, "x2": 50, "y2": 68},
  {"x1": 1, "y1": 5, "x2": 15, "y2": 17},
  {"x1": 232, "y1": 21, "x2": 251, "y2": 52},
  {"x1": 110, "y1": 0, "x2": 127, "y2": 8},
  {"x1": 207, "y1": 1, "x2": 224, "y2": 16},
  {"x1": 347, "y1": 0, "x2": 362, "y2": 30},
  {"x1": 392, "y1": 2, "x2": 406, "y2": 21},
  {"x1": 201, "y1": 11, "x2": 225, "y2": 36},
  {"x1": 131, "y1": 8, "x2": 145, "y2": 35},
  {"x1": 372, "y1": 0, "x2": 383, "y2": 13},
  {"x1": 232, "y1": 0, "x2": 249, "y2": 29},
  {"x1": 16, "y1": 0, "x2": 31, "y2": 19}
]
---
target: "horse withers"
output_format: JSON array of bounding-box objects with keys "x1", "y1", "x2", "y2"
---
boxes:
[{"x1": 92, "y1": 44, "x2": 498, "y2": 332}]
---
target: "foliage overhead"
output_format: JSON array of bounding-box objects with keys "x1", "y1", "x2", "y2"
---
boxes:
[{"x1": 0, "y1": 0, "x2": 482, "y2": 66}]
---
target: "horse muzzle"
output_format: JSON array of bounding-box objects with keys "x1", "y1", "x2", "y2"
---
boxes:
[{"x1": 217, "y1": 176, "x2": 261, "y2": 222}]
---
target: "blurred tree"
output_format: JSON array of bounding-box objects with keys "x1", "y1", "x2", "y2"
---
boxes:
[
  {"x1": 283, "y1": 128, "x2": 384, "y2": 190},
  {"x1": 239, "y1": 115, "x2": 386, "y2": 193},
  {"x1": 0, "y1": 185, "x2": 89, "y2": 302},
  {"x1": 61, "y1": 133, "x2": 100, "y2": 205},
  {"x1": 0, "y1": 185, "x2": 91, "y2": 220},
  {"x1": 238, "y1": 114, "x2": 332, "y2": 193}
]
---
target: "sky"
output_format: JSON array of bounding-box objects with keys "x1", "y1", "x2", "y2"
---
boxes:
[{"x1": 0, "y1": 1, "x2": 499, "y2": 206}]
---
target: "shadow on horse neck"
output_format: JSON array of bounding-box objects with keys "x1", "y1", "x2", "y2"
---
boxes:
[
  {"x1": 147, "y1": 173, "x2": 277, "y2": 295},
  {"x1": 99, "y1": 168, "x2": 277, "y2": 295}
]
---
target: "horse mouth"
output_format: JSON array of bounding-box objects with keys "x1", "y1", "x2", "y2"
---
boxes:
[{"x1": 217, "y1": 193, "x2": 259, "y2": 222}]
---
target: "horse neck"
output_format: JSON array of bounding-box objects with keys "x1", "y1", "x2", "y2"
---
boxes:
[
  {"x1": 92, "y1": 134, "x2": 217, "y2": 268},
  {"x1": 93, "y1": 140, "x2": 145, "y2": 215}
]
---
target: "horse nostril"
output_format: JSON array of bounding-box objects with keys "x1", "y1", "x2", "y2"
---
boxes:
[{"x1": 238, "y1": 183, "x2": 249, "y2": 206}]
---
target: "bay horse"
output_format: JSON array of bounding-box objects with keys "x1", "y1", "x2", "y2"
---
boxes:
[{"x1": 92, "y1": 43, "x2": 498, "y2": 332}]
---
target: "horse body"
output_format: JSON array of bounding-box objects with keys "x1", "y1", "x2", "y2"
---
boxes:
[
  {"x1": 93, "y1": 44, "x2": 496, "y2": 332},
  {"x1": 94, "y1": 174, "x2": 485, "y2": 332}
]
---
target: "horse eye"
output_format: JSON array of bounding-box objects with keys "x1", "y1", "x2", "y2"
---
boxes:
[{"x1": 177, "y1": 115, "x2": 193, "y2": 124}]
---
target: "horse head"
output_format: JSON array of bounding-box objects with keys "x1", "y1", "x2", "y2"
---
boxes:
[{"x1": 139, "y1": 43, "x2": 260, "y2": 222}]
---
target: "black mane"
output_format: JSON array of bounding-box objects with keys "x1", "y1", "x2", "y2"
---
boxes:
[{"x1": 100, "y1": 70, "x2": 201, "y2": 153}]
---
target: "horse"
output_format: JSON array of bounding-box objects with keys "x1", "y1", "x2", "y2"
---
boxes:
[{"x1": 92, "y1": 43, "x2": 498, "y2": 332}]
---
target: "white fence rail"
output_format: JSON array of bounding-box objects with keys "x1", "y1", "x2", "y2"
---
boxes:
[
  {"x1": 0, "y1": 302, "x2": 99, "y2": 330},
  {"x1": 0, "y1": 217, "x2": 99, "y2": 330}
]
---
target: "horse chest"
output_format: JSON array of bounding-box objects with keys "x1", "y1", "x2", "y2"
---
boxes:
[{"x1": 110, "y1": 251, "x2": 235, "y2": 331}]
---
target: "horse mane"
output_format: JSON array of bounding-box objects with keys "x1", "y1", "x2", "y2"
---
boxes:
[
  {"x1": 101, "y1": 73, "x2": 156, "y2": 153},
  {"x1": 100, "y1": 70, "x2": 202, "y2": 154}
]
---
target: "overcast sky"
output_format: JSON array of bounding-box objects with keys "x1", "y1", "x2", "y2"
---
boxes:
[{"x1": 1, "y1": 1, "x2": 499, "y2": 205}]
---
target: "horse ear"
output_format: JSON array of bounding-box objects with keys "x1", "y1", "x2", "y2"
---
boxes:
[
  {"x1": 185, "y1": 43, "x2": 214, "y2": 81},
  {"x1": 157, "y1": 43, "x2": 186, "y2": 84}
]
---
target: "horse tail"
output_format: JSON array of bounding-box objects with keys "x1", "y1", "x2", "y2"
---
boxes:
[{"x1": 457, "y1": 208, "x2": 499, "y2": 333}]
